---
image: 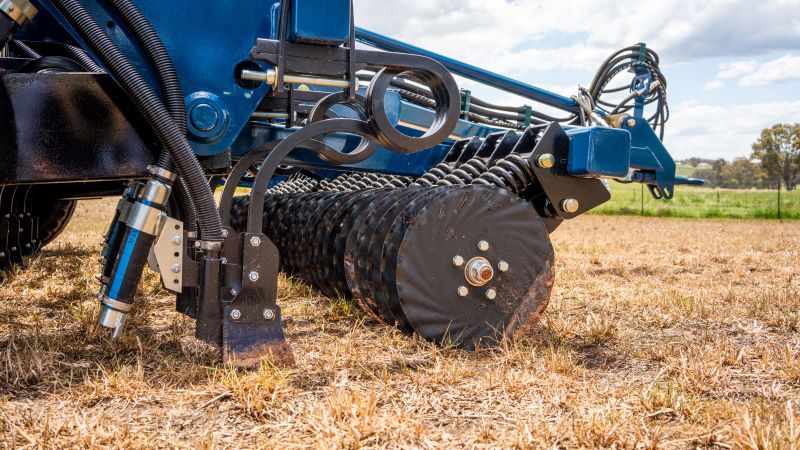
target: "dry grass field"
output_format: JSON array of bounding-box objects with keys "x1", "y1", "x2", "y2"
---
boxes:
[{"x1": 1, "y1": 198, "x2": 799, "y2": 449}]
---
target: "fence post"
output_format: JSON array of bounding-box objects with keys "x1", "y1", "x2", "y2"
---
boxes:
[
  {"x1": 641, "y1": 184, "x2": 644, "y2": 215},
  {"x1": 778, "y1": 182, "x2": 781, "y2": 220}
]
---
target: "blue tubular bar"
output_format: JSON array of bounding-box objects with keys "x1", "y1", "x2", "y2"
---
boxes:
[{"x1": 355, "y1": 27, "x2": 592, "y2": 115}]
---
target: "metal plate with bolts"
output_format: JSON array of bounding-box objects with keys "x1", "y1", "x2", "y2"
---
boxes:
[{"x1": 147, "y1": 216, "x2": 184, "y2": 293}]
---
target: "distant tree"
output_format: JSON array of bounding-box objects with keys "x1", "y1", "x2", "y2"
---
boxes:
[
  {"x1": 691, "y1": 168, "x2": 717, "y2": 187},
  {"x1": 718, "y1": 158, "x2": 768, "y2": 189},
  {"x1": 686, "y1": 157, "x2": 703, "y2": 167},
  {"x1": 751, "y1": 123, "x2": 800, "y2": 191}
]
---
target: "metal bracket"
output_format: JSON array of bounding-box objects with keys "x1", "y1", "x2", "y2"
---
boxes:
[
  {"x1": 527, "y1": 123, "x2": 611, "y2": 228},
  {"x1": 221, "y1": 231, "x2": 294, "y2": 368},
  {"x1": 147, "y1": 216, "x2": 184, "y2": 293}
]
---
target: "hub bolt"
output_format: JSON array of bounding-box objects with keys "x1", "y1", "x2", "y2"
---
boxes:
[
  {"x1": 478, "y1": 240, "x2": 490, "y2": 252},
  {"x1": 171, "y1": 263, "x2": 182, "y2": 273},
  {"x1": 263, "y1": 309, "x2": 275, "y2": 320},
  {"x1": 230, "y1": 309, "x2": 241, "y2": 320},
  {"x1": 250, "y1": 236, "x2": 261, "y2": 247},
  {"x1": 536, "y1": 153, "x2": 555, "y2": 169},
  {"x1": 560, "y1": 198, "x2": 580, "y2": 213},
  {"x1": 498, "y1": 261, "x2": 509, "y2": 272},
  {"x1": 452, "y1": 255, "x2": 465, "y2": 267},
  {"x1": 465, "y1": 257, "x2": 494, "y2": 286},
  {"x1": 486, "y1": 289, "x2": 497, "y2": 300},
  {"x1": 249, "y1": 271, "x2": 260, "y2": 282},
  {"x1": 457, "y1": 286, "x2": 469, "y2": 297}
]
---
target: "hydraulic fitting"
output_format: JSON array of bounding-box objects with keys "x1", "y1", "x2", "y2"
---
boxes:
[
  {"x1": 0, "y1": 0, "x2": 37, "y2": 47},
  {"x1": 98, "y1": 175, "x2": 173, "y2": 338}
]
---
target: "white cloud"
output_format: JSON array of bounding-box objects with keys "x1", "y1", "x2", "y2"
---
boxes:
[
  {"x1": 740, "y1": 55, "x2": 800, "y2": 86},
  {"x1": 704, "y1": 79, "x2": 724, "y2": 90},
  {"x1": 665, "y1": 100, "x2": 800, "y2": 159},
  {"x1": 717, "y1": 61, "x2": 758, "y2": 79}
]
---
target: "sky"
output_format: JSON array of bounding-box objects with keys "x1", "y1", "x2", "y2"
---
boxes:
[{"x1": 353, "y1": 0, "x2": 800, "y2": 161}]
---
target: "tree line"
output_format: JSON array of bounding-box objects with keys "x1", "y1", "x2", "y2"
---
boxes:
[{"x1": 680, "y1": 123, "x2": 800, "y2": 190}]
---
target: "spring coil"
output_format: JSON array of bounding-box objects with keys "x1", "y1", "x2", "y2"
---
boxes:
[
  {"x1": 439, "y1": 158, "x2": 489, "y2": 186},
  {"x1": 473, "y1": 154, "x2": 535, "y2": 194},
  {"x1": 413, "y1": 163, "x2": 454, "y2": 187}
]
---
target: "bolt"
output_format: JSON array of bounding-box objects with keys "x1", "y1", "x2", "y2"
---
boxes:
[
  {"x1": 0, "y1": 252, "x2": 5, "y2": 258},
  {"x1": 536, "y1": 153, "x2": 555, "y2": 169},
  {"x1": 230, "y1": 288, "x2": 238, "y2": 296},
  {"x1": 498, "y1": 261, "x2": 510, "y2": 272},
  {"x1": 171, "y1": 236, "x2": 182, "y2": 245},
  {"x1": 230, "y1": 309, "x2": 241, "y2": 320},
  {"x1": 221, "y1": 257, "x2": 227, "y2": 264},
  {"x1": 250, "y1": 236, "x2": 261, "y2": 247},
  {"x1": 263, "y1": 309, "x2": 275, "y2": 320},
  {"x1": 221, "y1": 229, "x2": 229, "y2": 238},
  {"x1": 190, "y1": 103, "x2": 220, "y2": 132},
  {"x1": 478, "y1": 240, "x2": 490, "y2": 252},
  {"x1": 485, "y1": 289, "x2": 497, "y2": 300},
  {"x1": 171, "y1": 263, "x2": 182, "y2": 273},
  {"x1": 249, "y1": 271, "x2": 260, "y2": 282},
  {"x1": 457, "y1": 286, "x2": 469, "y2": 297},
  {"x1": 627, "y1": 118, "x2": 637, "y2": 128},
  {"x1": 25, "y1": 243, "x2": 30, "y2": 248},
  {"x1": 452, "y1": 255, "x2": 465, "y2": 267},
  {"x1": 560, "y1": 198, "x2": 580, "y2": 213}
]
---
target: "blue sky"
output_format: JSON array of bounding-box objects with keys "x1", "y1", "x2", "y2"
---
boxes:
[{"x1": 354, "y1": 0, "x2": 800, "y2": 160}]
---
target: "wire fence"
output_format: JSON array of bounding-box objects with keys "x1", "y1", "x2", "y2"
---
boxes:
[{"x1": 591, "y1": 184, "x2": 800, "y2": 220}]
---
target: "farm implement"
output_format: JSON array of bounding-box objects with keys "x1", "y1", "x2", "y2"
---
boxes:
[{"x1": 0, "y1": 0, "x2": 702, "y2": 367}]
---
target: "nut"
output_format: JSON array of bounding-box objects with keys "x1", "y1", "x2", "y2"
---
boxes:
[
  {"x1": 498, "y1": 261, "x2": 509, "y2": 272},
  {"x1": 230, "y1": 309, "x2": 241, "y2": 320},
  {"x1": 250, "y1": 236, "x2": 261, "y2": 247},
  {"x1": 248, "y1": 271, "x2": 260, "y2": 282},
  {"x1": 171, "y1": 236, "x2": 182, "y2": 245},
  {"x1": 485, "y1": 289, "x2": 497, "y2": 300},
  {"x1": 452, "y1": 255, "x2": 465, "y2": 267},
  {"x1": 263, "y1": 309, "x2": 275, "y2": 320},
  {"x1": 465, "y1": 257, "x2": 494, "y2": 286},
  {"x1": 478, "y1": 240, "x2": 490, "y2": 252},
  {"x1": 457, "y1": 286, "x2": 469, "y2": 297},
  {"x1": 171, "y1": 263, "x2": 181, "y2": 273}
]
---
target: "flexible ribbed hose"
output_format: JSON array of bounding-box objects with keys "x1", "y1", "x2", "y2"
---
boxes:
[
  {"x1": 52, "y1": 0, "x2": 221, "y2": 241},
  {"x1": 106, "y1": 0, "x2": 197, "y2": 233}
]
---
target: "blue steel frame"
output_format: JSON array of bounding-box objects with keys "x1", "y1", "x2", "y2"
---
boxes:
[{"x1": 20, "y1": 0, "x2": 686, "y2": 193}]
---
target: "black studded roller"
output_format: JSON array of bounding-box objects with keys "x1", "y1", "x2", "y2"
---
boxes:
[{"x1": 231, "y1": 183, "x2": 555, "y2": 350}]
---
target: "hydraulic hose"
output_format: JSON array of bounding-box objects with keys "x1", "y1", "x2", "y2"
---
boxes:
[
  {"x1": 52, "y1": 0, "x2": 222, "y2": 241},
  {"x1": 106, "y1": 0, "x2": 185, "y2": 132},
  {"x1": 56, "y1": 42, "x2": 104, "y2": 72},
  {"x1": 105, "y1": 0, "x2": 197, "y2": 233}
]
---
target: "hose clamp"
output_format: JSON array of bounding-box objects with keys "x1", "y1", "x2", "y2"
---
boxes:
[
  {"x1": 147, "y1": 165, "x2": 178, "y2": 182},
  {"x1": 101, "y1": 296, "x2": 133, "y2": 312},
  {"x1": 0, "y1": 0, "x2": 37, "y2": 27}
]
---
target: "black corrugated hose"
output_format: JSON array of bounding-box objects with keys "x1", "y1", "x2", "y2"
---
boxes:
[
  {"x1": 52, "y1": 0, "x2": 222, "y2": 241},
  {"x1": 105, "y1": 0, "x2": 197, "y2": 233}
]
